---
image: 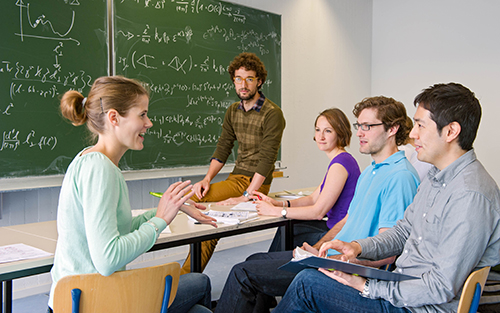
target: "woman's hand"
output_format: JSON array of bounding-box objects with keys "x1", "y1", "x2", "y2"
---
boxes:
[
  {"x1": 250, "y1": 191, "x2": 278, "y2": 206},
  {"x1": 255, "y1": 200, "x2": 280, "y2": 216},
  {"x1": 155, "y1": 180, "x2": 195, "y2": 225},
  {"x1": 181, "y1": 202, "x2": 218, "y2": 228}
]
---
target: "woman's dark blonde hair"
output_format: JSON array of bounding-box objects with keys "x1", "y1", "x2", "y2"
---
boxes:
[
  {"x1": 60, "y1": 76, "x2": 149, "y2": 141},
  {"x1": 314, "y1": 108, "x2": 352, "y2": 148}
]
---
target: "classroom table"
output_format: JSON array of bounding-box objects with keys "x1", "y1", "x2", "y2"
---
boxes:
[
  {"x1": 0, "y1": 203, "x2": 297, "y2": 313},
  {"x1": 0, "y1": 222, "x2": 57, "y2": 313}
]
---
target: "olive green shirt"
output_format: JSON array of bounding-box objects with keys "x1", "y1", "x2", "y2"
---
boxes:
[{"x1": 212, "y1": 96, "x2": 285, "y2": 185}]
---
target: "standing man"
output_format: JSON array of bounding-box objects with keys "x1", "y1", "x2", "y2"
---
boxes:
[
  {"x1": 274, "y1": 83, "x2": 500, "y2": 313},
  {"x1": 213, "y1": 96, "x2": 420, "y2": 313},
  {"x1": 181, "y1": 52, "x2": 286, "y2": 274}
]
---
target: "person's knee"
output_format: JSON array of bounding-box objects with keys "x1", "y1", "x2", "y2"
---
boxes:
[
  {"x1": 293, "y1": 269, "x2": 318, "y2": 287},
  {"x1": 246, "y1": 252, "x2": 268, "y2": 261},
  {"x1": 184, "y1": 272, "x2": 211, "y2": 293},
  {"x1": 197, "y1": 273, "x2": 212, "y2": 292}
]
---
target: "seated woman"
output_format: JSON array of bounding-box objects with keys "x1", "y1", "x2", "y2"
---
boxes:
[
  {"x1": 254, "y1": 108, "x2": 361, "y2": 251},
  {"x1": 47, "y1": 76, "x2": 215, "y2": 313}
]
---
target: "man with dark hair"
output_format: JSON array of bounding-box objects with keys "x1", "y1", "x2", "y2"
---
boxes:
[
  {"x1": 213, "y1": 96, "x2": 420, "y2": 313},
  {"x1": 273, "y1": 83, "x2": 500, "y2": 313},
  {"x1": 181, "y1": 52, "x2": 286, "y2": 274}
]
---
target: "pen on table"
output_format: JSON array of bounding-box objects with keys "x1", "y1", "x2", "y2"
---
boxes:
[{"x1": 149, "y1": 191, "x2": 191, "y2": 206}]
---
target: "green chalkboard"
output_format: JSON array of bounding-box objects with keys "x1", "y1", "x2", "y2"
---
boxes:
[
  {"x1": 0, "y1": 0, "x2": 108, "y2": 179},
  {"x1": 0, "y1": 0, "x2": 280, "y2": 181},
  {"x1": 114, "y1": 0, "x2": 281, "y2": 170}
]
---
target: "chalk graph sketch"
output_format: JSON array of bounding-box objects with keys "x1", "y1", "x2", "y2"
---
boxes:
[{"x1": 0, "y1": 0, "x2": 107, "y2": 179}]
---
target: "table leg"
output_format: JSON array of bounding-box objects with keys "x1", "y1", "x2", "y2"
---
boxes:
[
  {"x1": 5, "y1": 281, "x2": 12, "y2": 313},
  {"x1": 1, "y1": 280, "x2": 13, "y2": 313},
  {"x1": 285, "y1": 221, "x2": 294, "y2": 251},
  {"x1": 190, "y1": 242, "x2": 202, "y2": 273},
  {"x1": 1, "y1": 281, "x2": 3, "y2": 313}
]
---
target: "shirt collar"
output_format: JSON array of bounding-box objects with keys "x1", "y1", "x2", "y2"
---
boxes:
[
  {"x1": 237, "y1": 91, "x2": 266, "y2": 112},
  {"x1": 371, "y1": 150, "x2": 406, "y2": 169},
  {"x1": 428, "y1": 149, "x2": 476, "y2": 188}
]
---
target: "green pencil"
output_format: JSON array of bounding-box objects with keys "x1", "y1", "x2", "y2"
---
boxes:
[
  {"x1": 149, "y1": 191, "x2": 163, "y2": 198},
  {"x1": 149, "y1": 191, "x2": 191, "y2": 206}
]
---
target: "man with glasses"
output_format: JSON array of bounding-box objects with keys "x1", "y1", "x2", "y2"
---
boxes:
[
  {"x1": 213, "y1": 96, "x2": 420, "y2": 313},
  {"x1": 273, "y1": 83, "x2": 500, "y2": 313},
  {"x1": 181, "y1": 52, "x2": 286, "y2": 274}
]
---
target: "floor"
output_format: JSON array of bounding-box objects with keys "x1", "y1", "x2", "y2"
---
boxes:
[{"x1": 11, "y1": 239, "x2": 272, "y2": 313}]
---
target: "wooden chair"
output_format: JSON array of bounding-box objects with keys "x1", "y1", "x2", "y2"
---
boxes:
[
  {"x1": 457, "y1": 266, "x2": 491, "y2": 313},
  {"x1": 53, "y1": 262, "x2": 180, "y2": 313}
]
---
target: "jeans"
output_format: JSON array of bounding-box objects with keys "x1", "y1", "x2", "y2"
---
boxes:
[
  {"x1": 48, "y1": 272, "x2": 211, "y2": 313},
  {"x1": 214, "y1": 251, "x2": 297, "y2": 313},
  {"x1": 169, "y1": 272, "x2": 212, "y2": 313},
  {"x1": 273, "y1": 269, "x2": 411, "y2": 313},
  {"x1": 268, "y1": 220, "x2": 329, "y2": 252}
]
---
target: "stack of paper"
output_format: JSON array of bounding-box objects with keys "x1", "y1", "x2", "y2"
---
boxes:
[
  {"x1": 191, "y1": 210, "x2": 259, "y2": 225},
  {"x1": 0, "y1": 243, "x2": 53, "y2": 264}
]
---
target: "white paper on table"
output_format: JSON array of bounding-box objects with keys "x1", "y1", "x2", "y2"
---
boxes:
[
  {"x1": 0, "y1": 243, "x2": 53, "y2": 264},
  {"x1": 188, "y1": 210, "x2": 259, "y2": 225},
  {"x1": 131, "y1": 209, "x2": 171, "y2": 234},
  {"x1": 231, "y1": 202, "x2": 258, "y2": 211}
]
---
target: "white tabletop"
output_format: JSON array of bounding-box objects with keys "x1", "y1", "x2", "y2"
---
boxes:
[{"x1": 0, "y1": 187, "x2": 317, "y2": 280}]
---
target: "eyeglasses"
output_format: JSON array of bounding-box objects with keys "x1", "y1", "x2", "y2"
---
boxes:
[
  {"x1": 353, "y1": 122, "x2": 384, "y2": 131},
  {"x1": 233, "y1": 76, "x2": 258, "y2": 84}
]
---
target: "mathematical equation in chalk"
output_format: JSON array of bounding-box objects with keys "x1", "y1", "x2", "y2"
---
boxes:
[
  {"x1": 0, "y1": 128, "x2": 58, "y2": 152},
  {"x1": 122, "y1": 0, "x2": 246, "y2": 24}
]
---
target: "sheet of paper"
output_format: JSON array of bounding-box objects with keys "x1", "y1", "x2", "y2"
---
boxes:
[
  {"x1": 231, "y1": 202, "x2": 258, "y2": 211},
  {"x1": 0, "y1": 243, "x2": 53, "y2": 264},
  {"x1": 188, "y1": 210, "x2": 259, "y2": 225},
  {"x1": 131, "y1": 209, "x2": 171, "y2": 234}
]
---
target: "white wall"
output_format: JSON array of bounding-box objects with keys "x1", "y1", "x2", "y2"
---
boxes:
[{"x1": 372, "y1": 0, "x2": 500, "y2": 184}]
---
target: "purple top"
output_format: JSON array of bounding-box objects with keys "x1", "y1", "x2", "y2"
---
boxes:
[{"x1": 319, "y1": 152, "x2": 361, "y2": 228}]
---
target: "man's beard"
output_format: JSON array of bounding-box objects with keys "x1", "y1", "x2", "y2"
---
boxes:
[{"x1": 236, "y1": 88, "x2": 257, "y2": 101}]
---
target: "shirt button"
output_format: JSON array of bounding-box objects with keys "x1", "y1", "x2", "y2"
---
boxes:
[
  {"x1": 398, "y1": 269, "x2": 403, "y2": 273},
  {"x1": 372, "y1": 171, "x2": 376, "y2": 175},
  {"x1": 418, "y1": 236, "x2": 422, "y2": 241},
  {"x1": 442, "y1": 183, "x2": 446, "y2": 187},
  {"x1": 404, "y1": 250, "x2": 408, "y2": 253},
  {"x1": 423, "y1": 213, "x2": 427, "y2": 218}
]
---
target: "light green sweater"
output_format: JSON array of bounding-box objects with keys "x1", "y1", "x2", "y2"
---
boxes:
[{"x1": 48, "y1": 150, "x2": 167, "y2": 308}]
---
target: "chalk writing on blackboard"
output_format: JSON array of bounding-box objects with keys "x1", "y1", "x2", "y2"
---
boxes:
[
  {"x1": 15, "y1": 1, "x2": 80, "y2": 44},
  {"x1": 0, "y1": 0, "x2": 107, "y2": 179}
]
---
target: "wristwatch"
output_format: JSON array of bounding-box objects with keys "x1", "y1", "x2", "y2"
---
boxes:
[
  {"x1": 360, "y1": 278, "x2": 370, "y2": 298},
  {"x1": 243, "y1": 190, "x2": 250, "y2": 199},
  {"x1": 281, "y1": 202, "x2": 288, "y2": 218}
]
